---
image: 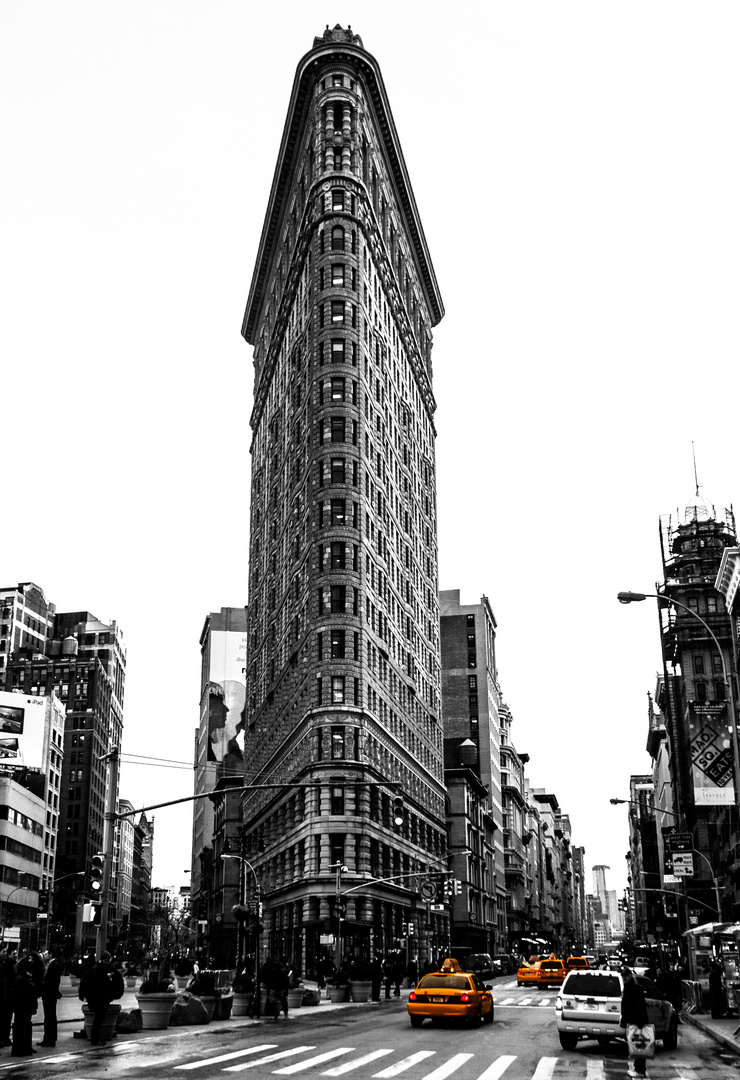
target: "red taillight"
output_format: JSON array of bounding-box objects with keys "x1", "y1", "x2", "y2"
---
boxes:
[
  {"x1": 459, "y1": 993, "x2": 471, "y2": 1003},
  {"x1": 409, "y1": 992, "x2": 417, "y2": 1001}
]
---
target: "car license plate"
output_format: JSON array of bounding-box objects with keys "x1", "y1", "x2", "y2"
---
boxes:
[
  {"x1": 432, "y1": 996, "x2": 445, "y2": 1003},
  {"x1": 584, "y1": 1002, "x2": 598, "y2": 1011}
]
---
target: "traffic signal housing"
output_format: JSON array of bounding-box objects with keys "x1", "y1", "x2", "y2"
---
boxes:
[
  {"x1": 90, "y1": 851, "x2": 105, "y2": 894},
  {"x1": 393, "y1": 794, "x2": 404, "y2": 827},
  {"x1": 453, "y1": 878, "x2": 462, "y2": 896}
]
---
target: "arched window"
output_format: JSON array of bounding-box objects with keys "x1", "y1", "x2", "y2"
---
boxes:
[{"x1": 331, "y1": 226, "x2": 345, "y2": 251}]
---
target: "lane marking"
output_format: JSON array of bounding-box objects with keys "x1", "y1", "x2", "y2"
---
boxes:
[
  {"x1": 497, "y1": 998, "x2": 515, "y2": 1006},
  {"x1": 474, "y1": 1057, "x2": 517, "y2": 1080},
  {"x1": 538, "y1": 998, "x2": 550, "y2": 1006},
  {"x1": 373, "y1": 1051, "x2": 436, "y2": 1077},
  {"x1": 519, "y1": 997, "x2": 532, "y2": 1006},
  {"x1": 274, "y1": 1049, "x2": 355, "y2": 1074},
  {"x1": 175, "y1": 1044, "x2": 278, "y2": 1069},
  {"x1": 532, "y1": 1058, "x2": 558, "y2": 1080},
  {"x1": 322, "y1": 1050, "x2": 395, "y2": 1075},
  {"x1": 421, "y1": 1053, "x2": 475, "y2": 1079},
  {"x1": 585, "y1": 1060, "x2": 605, "y2": 1080},
  {"x1": 223, "y1": 1046, "x2": 316, "y2": 1072}
]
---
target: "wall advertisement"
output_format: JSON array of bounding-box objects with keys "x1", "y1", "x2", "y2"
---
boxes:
[
  {"x1": 0, "y1": 690, "x2": 46, "y2": 771},
  {"x1": 206, "y1": 630, "x2": 247, "y2": 776},
  {"x1": 688, "y1": 701, "x2": 735, "y2": 806}
]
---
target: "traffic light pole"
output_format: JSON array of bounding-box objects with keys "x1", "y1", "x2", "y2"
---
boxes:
[{"x1": 97, "y1": 746, "x2": 119, "y2": 960}]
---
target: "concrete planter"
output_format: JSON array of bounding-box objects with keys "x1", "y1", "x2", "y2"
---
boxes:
[
  {"x1": 135, "y1": 991, "x2": 177, "y2": 1029},
  {"x1": 350, "y1": 981, "x2": 372, "y2": 1003},
  {"x1": 328, "y1": 984, "x2": 349, "y2": 1003},
  {"x1": 287, "y1": 987, "x2": 304, "y2": 1009},
  {"x1": 231, "y1": 991, "x2": 253, "y2": 1017},
  {"x1": 82, "y1": 1003, "x2": 121, "y2": 1043}
]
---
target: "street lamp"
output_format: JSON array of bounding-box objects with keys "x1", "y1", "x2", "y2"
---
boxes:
[
  {"x1": 617, "y1": 590, "x2": 740, "y2": 800},
  {"x1": 221, "y1": 839, "x2": 261, "y2": 1016}
]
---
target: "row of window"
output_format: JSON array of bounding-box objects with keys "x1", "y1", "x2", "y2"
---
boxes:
[
  {"x1": 319, "y1": 264, "x2": 357, "y2": 290},
  {"x1": 0, "y1": 804, "x2": 43, "y2": 836}
]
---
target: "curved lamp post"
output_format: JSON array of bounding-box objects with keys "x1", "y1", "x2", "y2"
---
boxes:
[
  {"x1": 221, "y1": 842, "x2": 261, "y2": 1014},
  {"x1": 617, "y1": 591, "x2": 740, "y2": 806}
]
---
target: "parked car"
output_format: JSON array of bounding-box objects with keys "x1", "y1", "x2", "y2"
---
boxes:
[
  {"x1": 461, "y1": 953, "x2": 495, "y2": 981},
  {"x1": 407, "y1": 963, "x2": 494, "y2": 1027},
  {"x1": 538, "y1": 959, "x2": 567, "y2": 987},
  {"x1": 517, "y1": 961, "x2": 541, "y2": 986},
  {"x1": 492, "y1": 955, "x2": 515, "y2": 976},
  {"x1": 555, "y1": 968, "x2": 678, "y2": 1052}
]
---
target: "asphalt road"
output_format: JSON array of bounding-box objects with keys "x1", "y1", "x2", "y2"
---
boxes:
[{"x1": 3, "y1": 980, "x2": 738, "y2": 1079}]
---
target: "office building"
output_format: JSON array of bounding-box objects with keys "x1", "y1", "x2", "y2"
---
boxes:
[{"x1": 239, "y1": 25, "x2": 447, "y2": 972}]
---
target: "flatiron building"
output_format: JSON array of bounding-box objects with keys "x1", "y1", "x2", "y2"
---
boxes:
[{"x1": 240, "y1": 25, "x2": 447, "y2": 971}]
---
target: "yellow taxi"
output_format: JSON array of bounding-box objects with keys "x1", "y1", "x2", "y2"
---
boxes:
[
  {"x1": 517, "y1": 960, "x2": 541, "y2": 986},
  {"x1": 407, "y1": 958, "x2": 494, "y2": 1027},
  {"x1": 565, "y1": 956, "x2": 590, "y2": 972},
  {"x1": 537, "y1": 958, "x2": 567, "y2": 987}
]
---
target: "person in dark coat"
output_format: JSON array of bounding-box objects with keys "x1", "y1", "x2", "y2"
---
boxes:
[
  {"x1": 370, "y1": 957, "x2": 383, "y2": 1002},
  {"x1": 9, "y1": 958, "x2": 39, "y2": 1057},
  {"x1": 38, "y1": 949, "x2": 63, "y2": 1047},
  {"x1": 621, "y1": 967, "x2": 650, "y2": 1078},
  {"x1": 709, "y1": 958, "x2": 726, "y2": 1019},
  {"x1": 79, "y1": 951, "x2": 116, "y2": 1045},
  {"x1": 0, "y1": 948, "x2": 18, "y2": 1047}
]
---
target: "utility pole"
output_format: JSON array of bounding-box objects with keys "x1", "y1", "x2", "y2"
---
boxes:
[{"x1": 97, "y1": 746, "x2": 119, "y2": 960}]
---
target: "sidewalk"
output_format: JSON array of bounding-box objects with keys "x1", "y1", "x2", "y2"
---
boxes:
[
  {"x1": 683, "y1": 1007, "x2": 740, "y2": 1055},
  {"x1": 32, "y1": 977, "x2": 409, "y2": 1041}
]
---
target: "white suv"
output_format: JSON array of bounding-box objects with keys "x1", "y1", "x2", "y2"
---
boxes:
[{"x1": 555, "y1": 969, "x2": 678, "y2": 1052}]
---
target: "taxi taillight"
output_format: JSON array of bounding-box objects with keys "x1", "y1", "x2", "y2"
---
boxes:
[
  {"x1": 459, "y1": 993, "x2": 471, "y2": 1003},
  {"x1": 409, "y1": 991, "x2": 417, "y2": 1001}
]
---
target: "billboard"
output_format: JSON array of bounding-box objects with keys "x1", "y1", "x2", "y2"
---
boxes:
[
  {"x1": 0, "y1": 691, "x2": 46, "y2": 771},
  {"x1": 205, "y1": 629, "x2": 247, "y2": 776},
  {"x1": 688, "y1": 702, "x2": 734, "y2": 806}
]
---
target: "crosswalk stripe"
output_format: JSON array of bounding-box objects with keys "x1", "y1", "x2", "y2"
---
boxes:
[
  {"x1": 538, "y1": 998, "x2": 550, "y2": 1006},
  {"x1": 497, "y1": 997, "x2": 515, "y2": 1005},
  {"x1": 223, "y1": 1046, "x2": 316, "y2": 1072},
  {"x1": 420, "y1": 1053, "x2": 474, "y2": 1079},
  {"x1": 274, "y1": 1049, "x2": 355, "y2": 1074},
  {"x1": 519, "y1": 997, "x2": 532, "y2": 1005},
  {"x1": 176, "y1": 1045, "x2": 278, "y2": 1070},
  {"x1": 322, "y1": 1050, "x2": 395, "y2": 1075},
  {"x1": 474, "y1": 1057, "x2": 517, "y2": 1080},
  {"x1": 585, "y1": 1060, "x2": 605, "y2": 1079},
  {"x1": 531, "y1": 1058, "x2": 558, "y2": 1079},
  {"x1": 373, "y1": 1051, "x2": 436, "y2": 1077}
]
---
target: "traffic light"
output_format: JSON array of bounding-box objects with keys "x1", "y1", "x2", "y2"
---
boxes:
[
  {"x1": 82, "y1": 902, "x2": 102, "y2": 924},
  {"x1": 453, "y1": 879, "x2": 462, "y2": 896},
  {"x1": 408, "y1": 921, "x2": 415, "y2": 936},
  {"x1": 393, "y1": 794, "x2": 404, "y2": 827},
  {"x1": 401, "y1": 921, "x2": 408, "y2": 936},
  {"x1": 90, "y1": 851, "x2": 105, "y2": 894},
  {"x1": 443, "y1": 878, "x2": 453, "y2": 898}
]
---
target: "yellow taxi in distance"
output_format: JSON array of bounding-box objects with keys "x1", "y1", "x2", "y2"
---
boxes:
[
  {"x1": 407, "y1": 958, "x2": 494, "y2": 1027},
  {"x1": 517, "y1": 961, "x2": 541, "y2": 986},
  {"x1": 538, "y1": 958, "x2": 567, "y2": 987},
  {"x1": 565, "y1": 956, "x2": 590, "y2": 971}
]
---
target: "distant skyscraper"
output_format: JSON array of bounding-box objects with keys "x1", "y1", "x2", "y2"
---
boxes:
[{"x1": 240, "y1": 25, "x2": 446, "y2": 968}]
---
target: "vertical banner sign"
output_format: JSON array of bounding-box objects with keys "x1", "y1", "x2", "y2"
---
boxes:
[{"x1": 688, "y1": 702, "x2": 734, "y2": 805}]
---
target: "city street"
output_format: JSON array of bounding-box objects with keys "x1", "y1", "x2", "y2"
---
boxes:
[{"x1": 4, "y1": 981, "x2": 738, "y2": 1080}]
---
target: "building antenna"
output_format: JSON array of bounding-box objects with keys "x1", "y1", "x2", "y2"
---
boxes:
[{"x1": 692, "y1": 441, "x2": 700, "y2": 497}]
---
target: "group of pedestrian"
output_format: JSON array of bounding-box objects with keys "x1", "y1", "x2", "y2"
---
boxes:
[{"x1": 0, "y1": 946, "x2": 62, "y2": 1056}]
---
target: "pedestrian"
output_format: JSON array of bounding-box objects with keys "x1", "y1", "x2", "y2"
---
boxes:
[
  {"x1": 0, "y1": 947, "x2": 18, "y2": 1047},
  {"x1": 38, "y1": 949, "x2": 63, "y2": 1048},
  {"x1": 392, "y1": 955, "x2": 404, "y2": 997},
  {"x1": 621, "y1": 966, "x2": 651, "y2": 1078},
  {"x1": 383, "y1": 956, "x2": 393, "y2": 999},
  {"x1": 407, "y1": 958, "x2": 418, "y2": 988},
  {"x1": 709, "y1": 958, "x2": 726, "y2": 1019},
  {"x1": 261, "y1": 958, "x2": 289, "y2": 1021},
  {"x1": 9, "y1": 957, "x2": 39, "y2": 1057},
  {"x1": 370, "y1": 956, "x2": 383, "y2": 1002},
  {"x1": 79, "y1": 951, "x2": 120, "y2": 1046}
]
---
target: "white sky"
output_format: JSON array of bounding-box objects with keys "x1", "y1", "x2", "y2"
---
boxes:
[{"x1": 2, "y1": 1, "x2": 738, "y2": 903}]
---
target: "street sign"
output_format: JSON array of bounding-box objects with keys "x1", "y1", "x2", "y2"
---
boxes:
[
  {"x1": 420, "y1": 880, "x2": 437, "y2": 902},
  {"x1": 665, "y1": 832, "x2": 692, "y2": 853},
  {"x1": 672, "y1": 852, "x2": 693, "y2": 877}
]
